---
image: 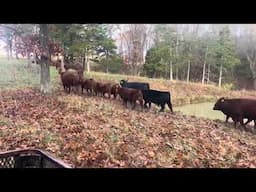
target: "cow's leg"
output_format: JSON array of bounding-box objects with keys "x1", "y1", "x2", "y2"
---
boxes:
[
  {"x1": 132, "y1": 101, "x2": 136, "y2": 110},
  {"x1": 234, "y1": 120, "x2": 237, "y2": 128},
  {"x1": 148, "y1": 102, "x2": 152, "y2": 109},
  {"x1": 244, "y1": 118, "x2": 252, "y2": 125},
  {"x1": 167, "y1": 101, "x2": 173, "y2": 113},
  {"x1": 144, "y1": 101, "x2": 148, "y2": 108},
  {"x1": 159, "y1": 104, "x2": 165, "y2": 112},
  {"x1": 139, "y1": 99, "x2": 144, "y2": 110},
  {"x1": 225, "y1": 115, "x2": 230, "y2": 123},
  {"x1": 238, "y1": 116, "x2": 249, "y2": 131}
]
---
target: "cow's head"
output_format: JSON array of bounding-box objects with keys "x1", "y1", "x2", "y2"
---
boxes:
[
  {"x1": 213, "y1": 97, "x2": 227, "y2": 110},
  {"x1": 120, "y1": 79, "x2": 128, "y2": 87}
]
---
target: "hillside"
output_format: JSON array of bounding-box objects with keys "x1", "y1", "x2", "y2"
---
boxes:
[
  {"x1": 0, "y1": 59, "x2": 256, "y2": 167},
  {"x1": 86, "y1": 72, "x2": 256, "y2": 106}
]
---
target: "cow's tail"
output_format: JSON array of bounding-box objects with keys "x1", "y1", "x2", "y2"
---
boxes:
[{"x1": 167, "y1": 93, "x2": 173, "y2": 113}]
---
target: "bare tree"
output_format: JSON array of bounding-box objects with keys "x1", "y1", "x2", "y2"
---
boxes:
[
  {"x1": 207, "y1": 63, "x2": 211, "y2": 84},
  {"x1": 218, "y1": 63, "x2": 223, "y2": 87},
  {"x1": 202, "y1": 45, "x2": 208, "y2": 84},
  {"x1": 187, "y1": 59, "x2": 190, "y2": 83},
  {"x1": 236, "y1": 26, "x2": 256, "y2": 89},
  {"x1": 39, "y1": 24, "x2": 51, "y2": 94},
  {"x1": 114, "y1": 24, "x2": 153, "y2": 75},
  {"x1": 169, "y1": 46, "x2": 173, "y2": 81}
]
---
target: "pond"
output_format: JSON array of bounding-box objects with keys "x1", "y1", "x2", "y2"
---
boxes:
[{"x1": 174, "y1": 102, "x2": 225, "y2": 121}]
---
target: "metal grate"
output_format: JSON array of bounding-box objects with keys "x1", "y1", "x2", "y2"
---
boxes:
[
  {"x1": 0, "y1": 156, "x2": 15, "y2": 168},
  {"x1": 0, "y1": 149, "x2": 72, "y2": 168}
]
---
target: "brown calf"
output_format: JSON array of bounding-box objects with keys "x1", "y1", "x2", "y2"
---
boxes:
[
  {"x1": 81, "y1": 78, "x2": 96, "y2": 96},
  {"x1": 94, "y1": 82, "x2": 112, "y2": 98},
  {"x1": 117, "y1": 87, "x2": 143, "y2": 110},
  {"x1": 110, "y1": 84, "x2": 120, "y2": 99}
]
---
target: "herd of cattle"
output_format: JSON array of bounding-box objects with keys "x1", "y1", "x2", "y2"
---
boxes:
[
  {"x1": 58, "y1": 63, "x2": 256, "y2": 132},
  {"x1": 59, "y1": 67, "x2": 173, "y2": 113}
]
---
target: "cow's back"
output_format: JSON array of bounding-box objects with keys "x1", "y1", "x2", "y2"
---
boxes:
[
  {"x1": 238, "y1": 99, "x2": 256, "y2": 117},
  {"x1": 142, "y1": 89, "x2": 170, "y2": 104},
  {"x1": 121, "y1": 82, "x2": 149, "y2": 90},
  {"x1": 223, "y1": 99, "x2": 256, "y2": 117}
]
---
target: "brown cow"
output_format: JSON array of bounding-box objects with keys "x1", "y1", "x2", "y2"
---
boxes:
[
  {"x1": 94, "y1": 82, "x2": 112, "y2": 98},
  {"x1": 81, "y1": 78, "x2": 96, "y2": 96},
  {"x1": 117, "y1": 87, "x2": 143, "y2": 110},
  {"x1": 64, "y1": 62, "x2": 84, "y2": 77},
  {"x1": 59, "y1": 69, "x2": 81, "y2": 94},
  {"x1": 110, "y1": 84, "x2": 120, "y2": 99},
  {"x1": 213, "y1": 97, "x2": 256, "y2": 131}
]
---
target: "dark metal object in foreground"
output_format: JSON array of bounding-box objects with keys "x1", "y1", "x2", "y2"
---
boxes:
[{"x1": 0, "y1": 149, "x2": 72, "y2": 168}]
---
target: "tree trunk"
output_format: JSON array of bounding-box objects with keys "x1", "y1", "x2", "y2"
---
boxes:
[
  {"x1": 165, "y1": 62, "x2": 168, "y2": 78},
  {"x1": 86, "y1": 50, "x2": 90, "y2": 73},
  {"x1": 169, "y1": 46, "x2": 173, "y2": 81},
  {"x1": 202, "y1": 61, "x2": 206, "y2": 84},
  {"x1": 176, "y1": 67, "x2": 179, "y2": 80},
  {"x1": 7, "y1": 49, "x2": 10, "y2": 60},
  {"x1": 82, "y1": 52, "x2": 86, "y2": 71},
  {"x1": 27, "y1": 51, "x2": 31, "y2": 68},
  {"x1": 15, "y1": 51, "x2": 19, "y2": 59},
  {"x1": 218, "y1": 63, "x2": 222, "y2": 87},
  {"x1": 207, "y1": 63, "x2": 210, "y2": 84},
  {"x1": 106, "y1": 52, "x2": 109, "y2": 74},
  {"x1": 9, "y1": 41, "x2": 12, "y2": 59},
  {"x1": 39, "y1": 24, "x2": 51, "y2": 94},
  {"x1": 175, "y1": 32, "x2": 179, "y2": 81},
  {"x1": 169, "y1": 60, "x2": 173, "y2": 81},
  {"x1": 175, "y1": 35, "x2": 179, "y2": 58},
  {"x1": 60, "y1": 56, "x2": 65, "y2": 73},
  {"x1": 187, "y1": 59, "x2": 190, "y2": 83},
  {"x1": 202, "y1": 46, "x2": 208, "y2": 84},
  {"x1": 246, "y1": 54, "x2": 256, "y2": 90}
]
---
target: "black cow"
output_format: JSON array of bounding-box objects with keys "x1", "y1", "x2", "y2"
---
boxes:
[
  {"x1": 142, "y1": 89, "x2": 173, "y2": 113},
  {"x1": 120, "y1": 79, "x2": 150, "y2": 90}
]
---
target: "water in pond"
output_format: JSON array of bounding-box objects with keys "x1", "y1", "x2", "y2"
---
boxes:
[{"x1": 174, "y1": 102, "x2": 225, "y2": 120}]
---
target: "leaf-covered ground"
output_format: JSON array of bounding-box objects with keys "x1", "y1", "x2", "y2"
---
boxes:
[
  {"x1": 0, "y1": 59, "x2": 256, "y2": 168},
  {"x1": 0, "y1": 88, "x2": 256, "y2": 168}
]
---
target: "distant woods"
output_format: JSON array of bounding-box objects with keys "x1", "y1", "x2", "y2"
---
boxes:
[{"x1": 0, "y1": 24, "x2": 256, "y2": 90}]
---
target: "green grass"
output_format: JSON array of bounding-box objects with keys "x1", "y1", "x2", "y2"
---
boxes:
[
  {"x1": 0, "y1": 58, "x2": 61, "y2": 90},
  {"x1": 175, "y1": 102, "x2": 225, "y2": 120},
  {"x1": 0, "y1": 58, "x2": 40, "y2": 90}
]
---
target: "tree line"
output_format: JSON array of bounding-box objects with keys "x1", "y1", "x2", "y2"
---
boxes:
[{"x1": 0, "y1": 24, "x2": 256, "y2": 92}]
